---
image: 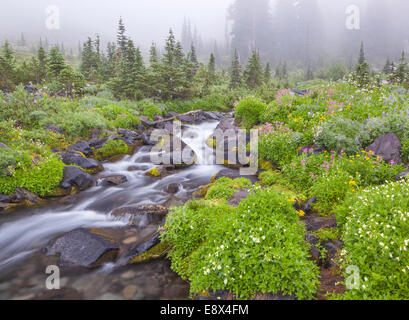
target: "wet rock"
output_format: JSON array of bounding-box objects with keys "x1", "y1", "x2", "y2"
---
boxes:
[
  {"x1": 60, "y1": 151, "x2": 101, "y2": 171},
  {"x1": 303, "y1": 215, "x2": 337, "y2": 232},
  {"x1": 309, "y1": 246, "x2": 322, "y2": 265},
  {"x1": 122, "y1": 285, "x2": 138, "y2": 299},
  {"x1": 117, "y1": 128, "x2": 141, "y2": 146},
  {"x1": 46, "y1": 229, "x2": 120, "y2": 268},
  {"x1": 127, "y1": 166, "x2": 139, "y2": 172},
  {"x1": 45, "y1": 124, "x2": 65, "y2": 135},
  {"x1": 305, "y1": 233, "x2": 319, "y2": 246},
  {"x1": 145, "y1": 166, "x2": 170, "y2": 178},
  {"x1": 166, "y1": 183, "x2": 179, "y2": 194},
  {"x1": 176, "y1": 110, "x2": 206, "y2": 124},
  {"x1": 0, "y1": 203, "x2": 8, "y2": 212},
  {"x1": 100, "y1": 175, "x2": 128, "y2": 186},
  {"x1": 366, "y1": 133, "x2": 402, "y2": 164},
  {"x1": 141, "y1": 130, "x2": 156, "y2": 146},
  {"x1": 212, "y1": 168, "x2": 258, "y2": 184},
  {"x1": 304, "y1": 197, "x2": 317, "y2": 214},
  {"x1": 154, "y1": 136, "x2": 197, "y2": 168},
  {"x1": 59, "y1": 166, "x2": 95, "y2": 190},
  {"x1": 11, "y1": 188, "x2": 42, "y2": 204},
  {"x1": 0, "y1": 194, "x2": 11, "y2": 203},
  {"x1": 111, "y1": 205, "x2": 168, "y2": 226},
  {"x1": 214, "y1": 118, "x2": 238, "y2": 133},
  {"x1": 128, "y1": 233, "x2": 161, "y2": 262},
  {"x1": 68, "y1": 141, "x2": 93, "y2": 157},
  {"x1": 228, "y1": 190, "x2": 249, "y2": 206},
  {"x1": 203, "y1": 111, "x2": 223, "y2": 121}
]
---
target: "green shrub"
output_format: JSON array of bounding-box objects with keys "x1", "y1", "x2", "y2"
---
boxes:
[
  {"x1": 141, "y1": 102, "x2": 162, "y2": 121},
  {"x1": 335, "y1": 180, "x2": 409, "y2": 299},
  {"x1": 205, "y1": 177, "x2": 251, "y2": 200},
  {"x1": 235, "y1": 97, "x2": 267, "y2": 129},
  {"x1": 258, "y1": 122, "x2": 299, "y2": 167},
  {"x1": 98, "y1": 139, "x2": 128, "y2": 158},
  {"x1": 314, "y1": 117, "x2": 364, "y2": 154},
  {"x1": 0, "y1": 153, "x2": 65, "y2": 196},
  {"x1": 0, "y1": 147, "x2": 18, "y2": 177},
  {"x1": 162, "y1": 188, "x2": 320, "y2": 299}
]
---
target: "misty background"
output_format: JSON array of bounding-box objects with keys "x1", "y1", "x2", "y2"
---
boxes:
[{"x1": 1, "y1": 0, "x2": 409, "y2": 69}]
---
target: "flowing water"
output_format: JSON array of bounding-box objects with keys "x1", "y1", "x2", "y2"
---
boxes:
[{"x1": 0, "y1": 121, "x2": 224, "y2": 300}]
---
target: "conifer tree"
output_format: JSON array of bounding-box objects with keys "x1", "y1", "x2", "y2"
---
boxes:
[
  {"x1": 355, "y1": 42, "x2": 370, "y2": 87},
  {"x1": 0, "y1": 41, "x2": 16, "y2": 91},
  {"x1": 46, "y1": 46, "x2": 66, "y2": 80},
  {"x1": 208, "y1": 53, "x2": 216, "y2": 84},
  {"x1": 117, "y1": 17, "x2": 128, "y2": 54},
  {"x1": 383, "y1": 59, "x2": 393, "y2": 74},
  {"x1": 245, "y1": 50, "x2": 263, "y2": 88},
  {"x1": 190, "y1": 44, "x2": 199, "y2": 73},
  {"x1": 230, "y1": 49, "x2": 242, "y2": 89},
  {"x1": 393, "y1": 51, "x2": 408, "y2": 85},
  {"x1": 264, "y1": 62, "x2": 272, "y2": 82}
]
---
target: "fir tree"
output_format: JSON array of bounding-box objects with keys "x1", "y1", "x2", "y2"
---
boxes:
[
  {"x1": 190, "y1": 44, "x2": 199, "y2": 73},
  {"x1": 0, "y1": 41, "x2": 16, "y2": 91},
  {"x1": 245, "y1": 50, "x2": 263, "y2": 88},
  {"x1": 355, "y1": 42, "x2": 370, "y2": 87},
  {"x1": 117, "y1": 17, "x2": 128, "y2": 54},
  {"x1": 46, "y1": 46, "x2": 66, "y2": 80},
  {"x1": 208, "y1": 53, "x2": 216, "y2": 84},
  {"x1": 264, "y1": 62, "x2": 272, "y2": 82},
  {"x1": 393, "y1": 50, "x2": 408, "y2": 85},
  {"x1": 230, "y1": 49, "x2": 242, "y2": 89},
  {"x1": 383, "y1": 59, "x2": 393, "y2": 74},
  {"x1": 149, "y1": 42, "x2": 159, "y2": 65}
]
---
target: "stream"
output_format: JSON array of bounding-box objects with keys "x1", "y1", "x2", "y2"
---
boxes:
[{"x1": 0, "y1": 120, "x2": 224, "y2": 300}]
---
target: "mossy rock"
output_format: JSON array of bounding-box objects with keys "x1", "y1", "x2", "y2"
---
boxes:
[
  {"x1": 129, "y1": 241, "x2": 171, "y2": 264},
  {"x1": 146, "y1": 167, "x2": 161, "y2": 177},
  {"x1": 45, "y1": 186, "x2": 72, "y2": 198},
  {"x1": 258, "y1": 159, "x2": 274, "y2": 171},
  {"x1": 206, "y1": 137, "x2": 216, "y2": 149}
]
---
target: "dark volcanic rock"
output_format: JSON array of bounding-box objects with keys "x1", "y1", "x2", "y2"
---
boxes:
[
  {"x1": 228, "y1": 190, "x2": 250, "y2": 206},
  {"x1": 366, "y1": 133, "x2": 402, "y2": 164},
  {"x1": 153, "y1": 136, "x2": 197, "y2": 167},
  {"x1": 100, "y1": 175, "x2": 128, "y2": 186},
  {"x1": 11, "y1": 188, "x2": 41, "y2": 204},
  {"x1": 68, "y1": 141, "x2": 93, "y2": 157},
  {"x1": 0, "y1": 194, "x2": 11, "y2": 203},
  {"x1": 166, "y1": 183, "x2": 180, "y2": 194},
  {"x1": 303, "y1": 215, "x2": 337, "y2": 232},
  {"x1": 214, "y1": 118, "x2": 238, "y2": 133},
  {"x1": 0, "y1": 203, "x2": 7, "y2": 212},
  {"x1": 60, "y1": 151, "x2": 101, "y2": 170},
  {"x1": 59, "y1": 166, "x2": 95, "y2": 190},
  {"x1": 212, "y1": 168, "x2": 258, "y2": 184},
  {"x1": 46, "y1": 229, "x2": 120, "y2": 268},
  {"x1": 117, "y1": 128, "x2": 141, "y2": 146},
  {"x1": 304, "y1": 197, "x2": 317, "y2": 214},
  {"x1": 128, "y1": 233, "x2": 161, "y2": 260},
  {"x1": 111, "y1": 205, "x2": 168, "y2": 226}
]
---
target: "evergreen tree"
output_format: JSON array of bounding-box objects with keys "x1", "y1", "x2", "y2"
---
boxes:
[
  {"x1": 0, "y1": 41, "x2": 16, "y2": 91},
  {"x1": 264, "y1": 62, "x2": 272, "y2": 82},
  {"x1": 245, "y1": 50, "x2": 263, "y2": 88},
  {"x1": 393, "y1": 51, "x2": 408, "y2": 85},
  {"x1": 117, "y1": 17, "x2": 128, "y2": 54},
  {"x1": 355, "y1": 42, "x2": 370, "y2": 87},
  {"x1": 306, "y1": 64, "x2": 314, "y2": 81},
  {"x1": 208, "y1": 53, "x2": 216, "y2": 84},
  {"x1": 189, "y1": 44, "x2": 199, "y2": 73},
  {"x1": 149, "y1": 42, "x2": 159, "y2": 65},
  {"x1": 383, "y1": 59, "x2": 393, "y2": 74},
  {"x1": 230, "y1": 49, "x2": 242, "y2": 89},
  {"x1": 80, "y1": 37, "x2": 101, "y2": 80},
  {"x1": 46, "y1": 46, "x2": 66, "y2": 80}
]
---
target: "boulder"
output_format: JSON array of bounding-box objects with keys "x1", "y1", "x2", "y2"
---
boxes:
[
  {"x1": 46, "y1": 229, "x2": 120, "y2": 268},
  {"x1": 59, "y1": 166, "x2": 95, "y2": 190},
  {"x1": 203, "y1": 111, "x2": 223, "y2": 121},
  {"x1": 141, "y1": 130, "x2": 156, "y2": 146},
  {"x1": 303, "y1": 215, "x2": 337, "y2": 233},
  {"x1": 0, "y1": 203, "x2": 8, "y2": 212},
  {"x1": 366, "y1": 133, "x2": 402, "y2": 164},
  {"x1": 175, "y1": 110, "x2": 206, "y2": 124},
  {"x1": 111, "y1": 205, "x2": 168, "y2": 226},
  {"x1": 304, "y1": 197, "x2": 317, "y2": 214},
  {"x1": 212, "y1": 169, "x2": 258, "y2": 184},
  {"x1": 11, "y1": 188, "x2": 42, "y2": 204},
  {"x1": 128, "y1": 233, "x2": 161, "y2": 261},
  {"x1": 0, "y1": 194, "x2": 11, "y2": 203},
  {"x1": 166, "y1": 183, "x2": 180, "y2": 194},
  {"x1": 60, "y1": 152, "x2": 101, "y2": 171},
  {"x1": 214, "y1": 118, "x2": 238, "y2": 133},
  {"x1": 153, "y1": 136, "x2": 197, "y2": 167},
  {"x1": 100, "y1": 175, "x2": 128, "y2": 186},
  {"x1": 117, "y1": 128, "x2": 141, "y2": 146},
  {"x1": 228, "y1": 190, "x2": 250, "y2": 207},
  {"x1": 68, "y1": 141, "x2": 93, "y2": 157}
]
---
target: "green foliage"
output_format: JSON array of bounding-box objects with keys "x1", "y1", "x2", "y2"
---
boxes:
[
  {"x1": 234, "y1": 97, "x2": 267, "y2": 129},
  {"x1": 335, "y1": 181, "x2": 409, "y2": 299},
  {"x1": 0, "y1": 147, "x2": 18, "y2": 177},
  {"x1": 0, "y1": 152, "x2": 65, "y2": 196},
  {"x1": 98, "y1": 139, "x2": 128, "y2": 158},
  {"x1": 205, "y1": 177, "x2": 251, "y2": 200},
  {"x1": 162, "y1": 188, "x2": 320, "y2": 299},
  {"x1": 141, "y1": 102, "x2": 162, "y2": 121},
  {"x1": 314, "y1": 117, "x2": 363, "y2": 154}
]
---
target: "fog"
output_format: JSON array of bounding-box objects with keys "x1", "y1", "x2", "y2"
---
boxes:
[{"x1": 1, "y1": 0, "x2": 409, "y2": 67}]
